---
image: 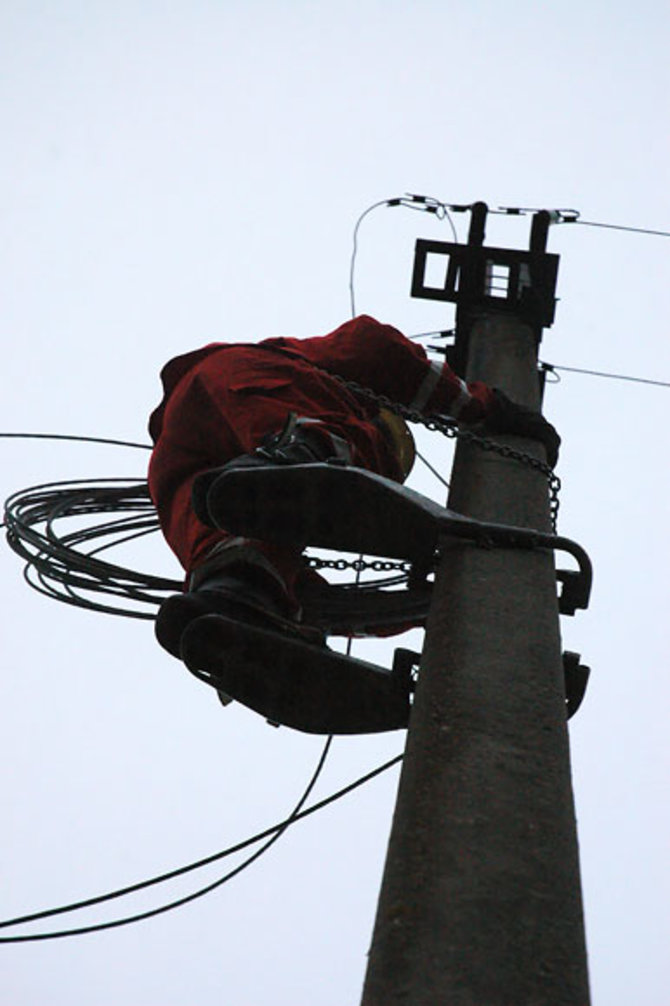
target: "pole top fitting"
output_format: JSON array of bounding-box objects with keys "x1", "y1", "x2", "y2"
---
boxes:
[{"x1": 467, "y1": 202, "x2": 488, "y2": 246}]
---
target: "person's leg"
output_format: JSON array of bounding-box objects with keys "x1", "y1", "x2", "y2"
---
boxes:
[
  {"x1": 148, "y1": 350, "x2": 400, "y2": 658},
  {"x1": 151, "y1": 414, "x2": 355, "y2": 658}
]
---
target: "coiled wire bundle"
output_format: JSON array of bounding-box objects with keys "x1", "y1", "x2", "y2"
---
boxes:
[
  {"x1": 3, "y1": 475, "x2": 430, "y2": 632},
  {"x1": 3, "y1": 478, "x2": 181, "y2": 619}
]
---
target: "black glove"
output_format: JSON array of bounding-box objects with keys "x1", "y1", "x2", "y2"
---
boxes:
[{"x1": 483, "y1": 389, "x2": 560, "y2": 468}]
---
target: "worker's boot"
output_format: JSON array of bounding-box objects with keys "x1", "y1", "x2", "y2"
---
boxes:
[
  {"x1": 155, "y1": 546, "x2": 411, "y2": 734},
  {"x1": 191, "y1": 413, "x2": 351, "y2": 527},
  {"x1": 180, "y1": 611, "x2": 411, "y2": 734},
  {"x1": 155, "y1": 544, "x2": 320, "y2": 663}
]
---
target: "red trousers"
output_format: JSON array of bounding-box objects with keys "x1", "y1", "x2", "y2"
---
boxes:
[{"x1": 148, "y1": 343, "x2": 402, "y2": 587}]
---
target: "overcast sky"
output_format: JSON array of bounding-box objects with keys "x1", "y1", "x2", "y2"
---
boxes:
[{"x1": 2, "y1": 2, "x2": 669, "y2": 1004}]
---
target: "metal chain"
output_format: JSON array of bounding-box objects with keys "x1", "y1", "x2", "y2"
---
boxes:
[
  {"x1": 295, "y1": 360, "x2": 562, "y2": 575},
  {"x1": 320, "y1": 370, "x2": 561, "y2": 532},
  {"x1": 307, "y1": 555, "x2": 412, "y2": 573}
]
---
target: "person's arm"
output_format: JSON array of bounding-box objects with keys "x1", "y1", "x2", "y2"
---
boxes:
[
  {"x1": 264, "y1": 315, "x2": 494, "y2": 422},
  {"x1": 265, "y1": 315, "x2": 560, "y2": 466}
]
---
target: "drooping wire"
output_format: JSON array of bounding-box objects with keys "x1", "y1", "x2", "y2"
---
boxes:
[
  {"x1": 0, "y1": 736, "x2": 331, "y2": 941},
  {"x1": 348, "y1": 200, "x2": 458, "y2": 494},
  {"x1": 0, "y1": 748, "x2": 403, "y2": 942},
  {"x1": 0, "y1": 432, "x2": 407, "y2": 942},
  {"x1": 349, "y1": 194, "x2": 458, "y2": 315},
  {"x1": 349, "y1": 199, "x2": 393, "y2": 315}
]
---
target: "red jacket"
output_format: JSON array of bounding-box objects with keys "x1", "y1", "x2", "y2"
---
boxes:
[
  {"x1": 149, "y1": 315, "x2": 493, "y2": 442},
  {"x1": 148, "y1": 316, "x2": 495, "y2": 576}
]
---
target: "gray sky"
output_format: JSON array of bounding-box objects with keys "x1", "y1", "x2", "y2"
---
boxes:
[{"x1": 2, "y1": 2, "x2": 669, "y2": 1003}]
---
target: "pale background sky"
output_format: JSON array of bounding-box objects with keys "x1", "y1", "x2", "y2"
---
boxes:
[{"x1": 2, "y1": 2, "x2": 669, "y2": 1004}]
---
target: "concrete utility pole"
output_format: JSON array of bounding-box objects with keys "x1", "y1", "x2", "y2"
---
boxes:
[{"x1": 360, "y1": 208, "x2": 590, "y2": 1005}]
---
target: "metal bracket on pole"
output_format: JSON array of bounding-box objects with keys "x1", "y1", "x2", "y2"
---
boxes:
[
  {"x1": 433, "y1": 509, "x2": 592, "y2": 616},
  {"x1": 411, "y1": 202, "x2": 560, "y2": 377}
]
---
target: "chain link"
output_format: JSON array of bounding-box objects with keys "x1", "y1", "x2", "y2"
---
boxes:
[
  {"x1": 307, "y1": 555, "x2": 412, "y2": 573},
  {"x1": 295, "y1": 362, "x2": 561, "y2": 575},
  {"x1": 320, "y1": 370, "x2": 561, "y2": 532}
]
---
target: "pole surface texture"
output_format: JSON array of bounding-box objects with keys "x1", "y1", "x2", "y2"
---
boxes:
[{"x1": 360, "y1": 313, "x2": 590, "y2": 1006}]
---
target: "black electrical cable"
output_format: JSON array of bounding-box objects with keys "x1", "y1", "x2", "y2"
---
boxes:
[
  {"x1": 0, "y1": 749, "x2": 403, "y2": 942},
  {"x1": 0, "y1": 736, "x2": 330, "y2": 942},
  {"x1": 3, "y1": 476, "x2": 411, "y2": 620},
  {"x1": 3, "y1": 478, "x2": 179, "y2": 618},
  {"x1": 0, "y1": 736, "x2": 332, "y2": 942},
  {"x1": 0, "y1": 432, "x2": 407, "y2": 943},
  {"x1": 0, "y1": 432, "x2": 151, "y2": 451}
]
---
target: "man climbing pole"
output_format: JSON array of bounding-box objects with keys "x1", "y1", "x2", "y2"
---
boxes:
[{"x1": 148, "y1": 315, "x2": 559, "y2": 732}]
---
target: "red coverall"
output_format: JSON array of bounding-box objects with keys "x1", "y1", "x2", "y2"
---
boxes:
[{"x1": 148, "y1": 315, "x2": 494, "y2": 597}]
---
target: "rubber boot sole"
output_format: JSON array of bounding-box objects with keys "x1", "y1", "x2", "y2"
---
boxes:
[{"x1": 180, "y1": 613, "x2": 411, "y2": 735}]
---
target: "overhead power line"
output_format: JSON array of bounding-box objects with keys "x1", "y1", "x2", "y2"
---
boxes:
[
  {"x1": 541, "y1": 362, "x2": 670, "y2": 389},
  {"x1": 568, "y1": 218, "x2": 670, "y2": 239},
  {"x1": 349, "y1": 194, "x2": 670, "y2": 328}
]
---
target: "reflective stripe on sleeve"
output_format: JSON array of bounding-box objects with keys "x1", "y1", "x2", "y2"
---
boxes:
[
  {"x1": 448, "y1": 378, "x2": 473, "y2": 418},
  {"x1": 410, "y1": 360, "x2": 444, "y2": 411}
]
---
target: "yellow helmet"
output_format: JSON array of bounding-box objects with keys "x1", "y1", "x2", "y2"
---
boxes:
[{"x1": 378, "y1": 407, "x2": 416, "y2": 481}]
